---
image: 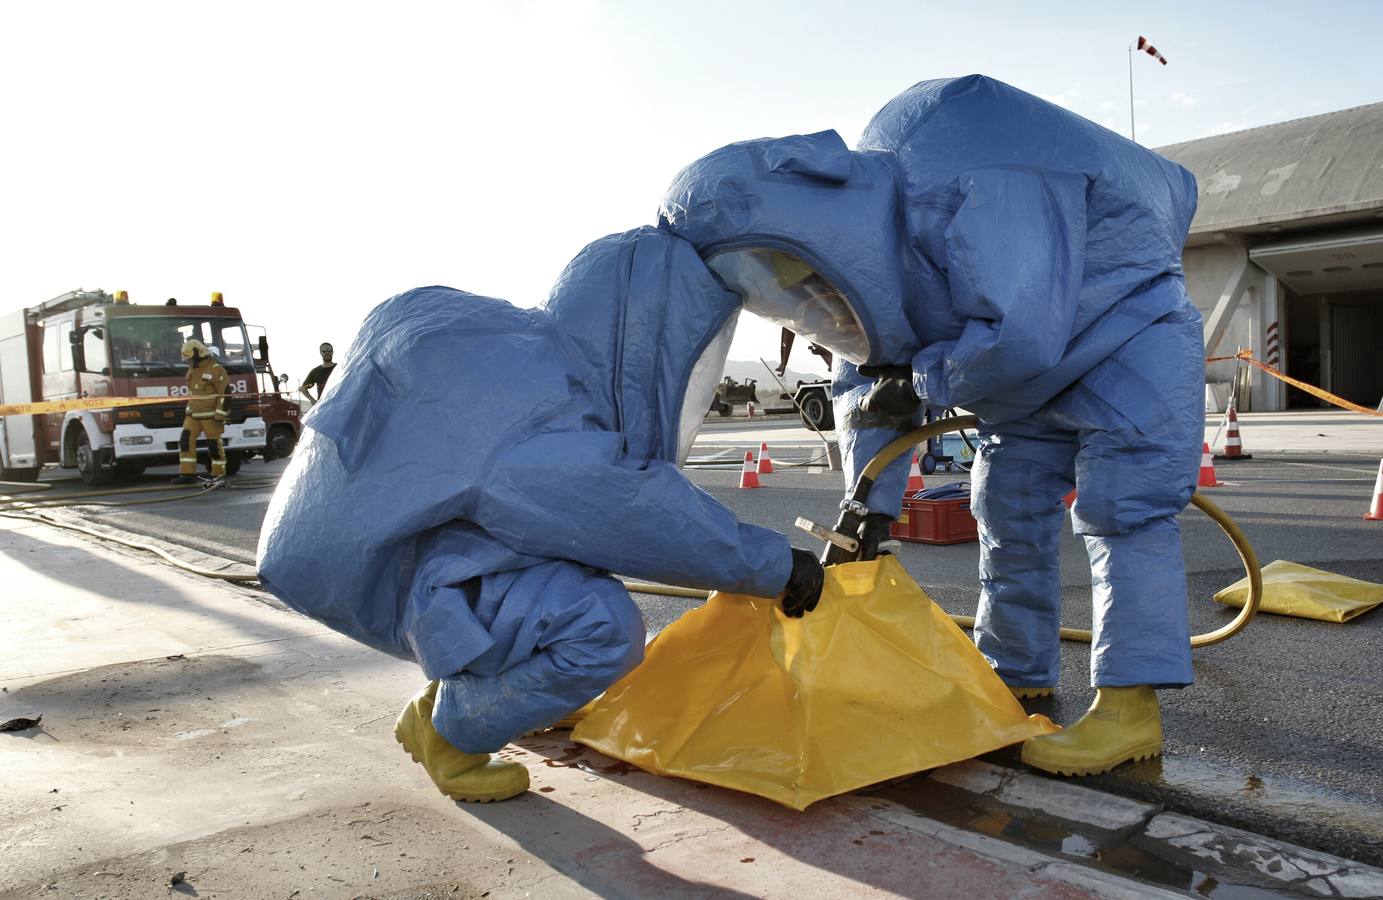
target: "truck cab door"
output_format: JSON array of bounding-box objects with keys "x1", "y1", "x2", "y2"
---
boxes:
[
  {"x1": 39, "y1": 317, "x2": 80, "y2": 457},
  {"x1": 0, "y1": 312, "x2": 40, "y2": 468}
]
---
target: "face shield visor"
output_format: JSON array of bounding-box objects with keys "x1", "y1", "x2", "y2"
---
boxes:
[
  {"x1": 707, "y1": 249, "x2": 869, "y2": 366},
  {"x1": 676, "y1": 314, "x2": 739, "y2": 465}
]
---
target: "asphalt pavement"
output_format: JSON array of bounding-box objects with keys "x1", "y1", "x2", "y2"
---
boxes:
[{"x1": 14, "y1": 416, "x2": 1383, "y2": 867}]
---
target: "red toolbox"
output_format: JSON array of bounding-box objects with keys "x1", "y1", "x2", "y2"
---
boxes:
[{"x1": 890, "y1": 495, "x2": 979, "y2": 545}]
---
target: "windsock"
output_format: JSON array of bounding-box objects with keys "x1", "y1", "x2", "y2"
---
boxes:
[{"x1": 1136, "y1": 36, "x2": 1168, "y2": 65}]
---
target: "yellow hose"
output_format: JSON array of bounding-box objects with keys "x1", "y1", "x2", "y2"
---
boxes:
[
  {"x1": 627, "y1": 415, "x2": 1264, "y2": 649},
  {"x1": 0, "y1": 481, "x2": 53, "y2": 494}
]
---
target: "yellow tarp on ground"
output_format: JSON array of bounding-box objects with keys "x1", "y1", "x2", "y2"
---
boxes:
[
  {"x1": 1215, "y1": 560, "x2": 1383, "y2": 624},
  {"x1": 573, "y1": 555, "x2": 1058, "y2": 810}
]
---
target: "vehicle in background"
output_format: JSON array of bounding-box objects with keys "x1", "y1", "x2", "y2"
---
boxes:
[
  {"x1": 792, "y1": 379, "x2": 834, "y2": 430},
  {"x1": 708, "y1": 376, "x2": 761, "y2": 417},
  {"x1": 774, "y1": 327, "x2": 835, "y2": 430},
  {"x1": 245, "y1": 327, "x2": 303, "y2": 461},
  {"x1": 0, "y1": 289, "x2": 267, "y2": 485}
]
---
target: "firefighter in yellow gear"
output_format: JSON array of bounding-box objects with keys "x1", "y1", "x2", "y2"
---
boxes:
[{"x1": 172, "y1": 339, "x2": 231, "y2": 484}]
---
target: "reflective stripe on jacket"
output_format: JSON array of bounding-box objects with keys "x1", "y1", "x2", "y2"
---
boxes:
[{"x1": 185, "y1": 357, "x2": 230, "y2": 418}]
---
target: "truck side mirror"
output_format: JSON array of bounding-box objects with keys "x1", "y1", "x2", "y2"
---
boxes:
[
  {"x1": 257, "y1": 335, "x2": 270, "y2": 364},
  {"x1": 68, "y1": 329, "x2": 86, "y2": 372}
]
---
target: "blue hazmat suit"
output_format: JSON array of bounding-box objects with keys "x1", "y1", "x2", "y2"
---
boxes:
[
  {"x1": 661, "y1": 75, "x2": 1203, "y2": 689},
  {"x1": 256, "y1": 227, "x2": 792, "y2": 753}
]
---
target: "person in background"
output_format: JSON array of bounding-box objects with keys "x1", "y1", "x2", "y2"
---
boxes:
[
  {"x1": 300, "y1": 342, "x2": 337, "y2": 402},
  {"x1": 173, "y1": 339, "x2": 230, "y2": 484}
]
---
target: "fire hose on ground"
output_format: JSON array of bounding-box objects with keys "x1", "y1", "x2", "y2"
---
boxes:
[
  {"x1": 0, "y1": 478, "x2": 275, "y2": 584},
  {"x1": 628, "y1": 415, "x2": 1264, "y2": 649},
  {"x1": 3, "y1": 417, "x2": 1263, "y2": 645}
]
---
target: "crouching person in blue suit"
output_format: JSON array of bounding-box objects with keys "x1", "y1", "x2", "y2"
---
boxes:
[{"x1": 256, "y1": 227, "x2": 824, "y2": 802}]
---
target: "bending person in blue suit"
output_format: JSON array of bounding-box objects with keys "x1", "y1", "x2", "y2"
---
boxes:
[
  {"x1": 661, "y1": 75, "x2": 1203, "y2": 776},
  {"x1": 256, "y1": 227, "x2": 825, "y2": 802}
]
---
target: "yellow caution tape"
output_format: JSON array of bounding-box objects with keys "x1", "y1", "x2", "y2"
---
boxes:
[
  {"x1": 1207, "y1": 350, "x2": 1383, "y2": 418},
  {"x1": 0, "y1": 394, "x2": 236, "y2": 417}
]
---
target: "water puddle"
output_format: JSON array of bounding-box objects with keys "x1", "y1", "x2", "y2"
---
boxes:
[
  {"x1": 540, "y1": 743, "x2": 640, "y2": 778},
  {"x1": 1105, "y1": 755, "x2": 1383, "y2": 844},
  {"x1": 872, "y1": 776, "x2": 1290, "y2": 898}
]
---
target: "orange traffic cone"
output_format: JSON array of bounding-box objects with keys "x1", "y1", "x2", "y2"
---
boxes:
[
  {"x1": 1197, "y1": 442, "x2": 1223, "y2": 488},
  {"x1": 756, "y1": 441, "x2": 774, "y2": 475},
  {"x1": 1214, "y1": 406, "x2": 1252, "y2": 460},
  {"x1": 906, "y1": 451, "x2": 926, "y2": 495},
  {"x1": 1366, "y1": 460, "x2": 1383, "y2": 521},
  {"x1": 738, "y1": 451, "x2": 761, "y2": 489},
  {"x1": 1063, "y1": 489, "x2": 1077, "y2": 509}
]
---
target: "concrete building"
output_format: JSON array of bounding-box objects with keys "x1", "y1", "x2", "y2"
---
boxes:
[{"x1": 1157, "y1": 102, "x2": 1383, "y2": 411}]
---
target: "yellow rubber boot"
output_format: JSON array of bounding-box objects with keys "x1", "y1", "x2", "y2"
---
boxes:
[
  {"x1": 394, "y1": 681, "x2": 529, "y2": 802},
  {"x1": 1020, "y1": 685, "x2": 1162, "y2": 777}
]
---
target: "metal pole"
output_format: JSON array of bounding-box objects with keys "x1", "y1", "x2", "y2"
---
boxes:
[{"x1": 1128, "y1": 44, "x2": 1136, "y2": 141}]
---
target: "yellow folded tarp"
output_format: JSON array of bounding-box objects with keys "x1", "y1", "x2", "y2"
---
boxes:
[
  {"x1": 1215, "y1": 560, "x2": 1383, "y2": 623},
  {"x1": 573, "y1": 555, "x2": 1058, "y2": 810}
]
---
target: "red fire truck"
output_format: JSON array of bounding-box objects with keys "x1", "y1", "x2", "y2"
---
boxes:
[
  {"x1": 245, "y1": 327, "x2": 303, "y2": 461},
  {"x1": 0, "y1": 289, "x2": 267, "y2": 485}
]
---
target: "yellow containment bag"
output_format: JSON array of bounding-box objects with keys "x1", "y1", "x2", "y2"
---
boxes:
[
  {"x1": 1215, "y1": 560, "x2": 1383, "y2": 624},
  {"x1": 573, "y1": 556, "x2": 1058, "y2": 810}
]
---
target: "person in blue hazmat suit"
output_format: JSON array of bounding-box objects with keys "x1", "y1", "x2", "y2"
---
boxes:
[
  {"x1": 256, "y1": 227, "x2": 825, "y2": 802},
  {"x1": 660, "y1": 75, "x2": 1204, "y2": 777}
]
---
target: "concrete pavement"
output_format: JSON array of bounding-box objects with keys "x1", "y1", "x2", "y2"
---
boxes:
[
  {"x1": 0, "y1": 516, "x2": 1126, "y2": 899},
  {"x1": 12, "y1": 515, "x2": 1383, "y2": 898}
]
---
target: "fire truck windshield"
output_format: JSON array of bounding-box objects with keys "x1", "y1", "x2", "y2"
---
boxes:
[{"x1": 109, "y1": 316, "x2": 255, "y2": 376}]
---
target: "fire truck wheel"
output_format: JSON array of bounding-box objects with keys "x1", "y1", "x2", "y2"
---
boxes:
[
  {"x1": 75, "y1": 430, "x2": 114, "y2": 486},
  {"x1": 267, "y1": 425, "x2": 297, "y2": 459},
  {"x1": 224, "y1": 452, "x2": 243, "y2": 476}
]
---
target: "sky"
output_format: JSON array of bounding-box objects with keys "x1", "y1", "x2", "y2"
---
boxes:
[{"x1": 4, "y1": 1, "x2": 1382, "y2": 386}]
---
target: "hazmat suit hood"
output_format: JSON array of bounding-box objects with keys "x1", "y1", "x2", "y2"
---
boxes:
[
  {"x1": 544, "y1": 226, "x2": 741, "y2": 464},
  {"x1": 659, "y1": 130, "x2": 921, "y2": 366}
]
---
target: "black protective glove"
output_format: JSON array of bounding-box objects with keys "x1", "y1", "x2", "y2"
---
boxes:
[
  {"x1": 857, "y1": 364, "x2": 921, "y2": 419},
  {"x1": 856, "y1": 513, "x2": 895, "y2": 560},
  {"x1": 782, "y1": 548, "x2": 825, "y2": 618}
]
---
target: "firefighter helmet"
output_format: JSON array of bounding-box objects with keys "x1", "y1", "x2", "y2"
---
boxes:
[{"x1": 181, "y1": 338, "x2": 209, "y2": 359}]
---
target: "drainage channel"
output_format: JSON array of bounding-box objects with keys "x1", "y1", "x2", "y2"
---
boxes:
[{"x1": 867, "y1": 775, "x2": 1292, "y2": 899}]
